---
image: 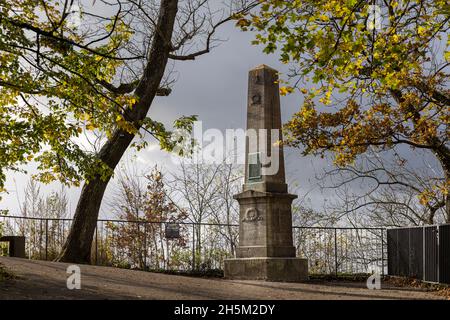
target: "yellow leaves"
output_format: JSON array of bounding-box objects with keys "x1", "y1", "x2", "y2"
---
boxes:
[
  {"x1": 276, "y1": 15, "x2": 286, "y2": 24},
  {"x1": 374, "y1": 36, "x2": 386, "y2": 49},
  {"x1": 445, "y1": 50, "x2": 450, "y2": 63},
  {"x1": 43, "y1": 131, "x2": 51, "y2": 140},
  {"x1": 280, "y1": 86, "x2": 294, "y2": 96},
  {"x1": 319, "y1": 15, "x2": 329, "y2": 22},
  {"x1": 354, "y1": 58, "x2": 364, "y2": 70},
  {"x1": 419, "y1": 186, "x2": 442, "y2": 206},
  {"x1": 78, "y1": 112, "x2": 96, "y2": 131},
  {"x1": 418, "y1": 26, "x2": 426, "y2": 37},
  {"x1": 35, "y1": 172, "x2": 57, "y2": 185},
  {"x1": 273, "y1": 139, "x2": 282, "y2": 147},
  {"x1": 79, "y1": 113, "x2": 90, "y2": 121},
  {"x1": 418, "y1": 181, "x2": 448, "y2": 207},
  {"x1": 334, "y1": 152, "x2": 355, "y2": 167},
  {"x1": 319, "y1": 86, "x2": 334, "y2": 105},
  {"x1": 294, "y1": 103, "x2": 318, "y2": 130},
  {"x1": 441, "y1": 182, "x2": 450, "y2": 196},
  {"x1": 307, "y1": 24, "x2": 318, "y2": 31},
  {"x1": 330, "y1": 2, "x2": 350, "y2": 18},
  {"x1": 392, "y1": 34, "x2": 400, "y2": 43},
  {"x1": 383, "y1": 72, "x2": 401, "y2": 89},
  {"x1": 86, "y1": 123, "x2": 96, "y2": 131},
  {"x1": 236, "y1": 18, "x2": 251, "y2": 28},
  {"x1": 0, "y1": 88, "x2": 19, "y2": 107},
  {"x1": 410, "y1": 116, "x2": 439, "y2": 144},
  {"x1": 439, "y1": 111, "x2": 450, "y2": 125},
  {"x1": 116, "y1": 117, "x2": 137, "y2": 134}
]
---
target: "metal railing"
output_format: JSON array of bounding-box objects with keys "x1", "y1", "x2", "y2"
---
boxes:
[{"x1": 0, "y1": 215, "x2": 386, "y2": 275}]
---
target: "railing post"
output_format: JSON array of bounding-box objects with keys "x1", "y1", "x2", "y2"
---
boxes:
[
  {"x1": 334, "y1": 228, "x2": 338, "y2": 277},
  {"x1": 381, "y1": 228, "x2": 384, "y2": 277},
  {"x1": 192, "y1": 223, "x2": 196, "y2": 271},
  {"x1": 423, "y1": 226, "x2": 426, "y2": 281},
  {"x1": 95, "y1": 225, "x2": 98, "y2": 265},
  {"x1": 436, "y1": 225, "x2": 440, "y2": 283},
  {"x1": 45, "y1": 219, "x2": 48, "y2": 260},
  {"x1": 144, "y1": 222, "x2": 148, "y2": 270},
  {"x1": 39, "y1": 219, "x2": 43, "y2": 259}
]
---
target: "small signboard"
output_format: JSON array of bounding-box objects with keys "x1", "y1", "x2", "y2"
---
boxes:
[{"x1": 165, "y1": 223, "x2": 181, "y2": 239}]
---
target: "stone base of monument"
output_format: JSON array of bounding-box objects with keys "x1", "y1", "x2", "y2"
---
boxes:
[{"x1": 224, "y1": 257, "x2": 308, "y2": 282}]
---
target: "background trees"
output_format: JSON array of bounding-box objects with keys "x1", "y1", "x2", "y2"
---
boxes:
[
  {"x1": 0, "y1": 180, "x2": 69, "y2": 259},
  {"x1": 103, "y1": 158, "x2": 242, "y2": 270},
  {"x1": 166, "y1": 157, "x2": 242, "y2": 268},
  {"x1": 319, "y1": 149, "x2": 447, "y2": 227},
  {"x1": 106, "y1": 165, "x2": 187, "y2": 269},
  {"x1": 239, "y1": 0, "x2": 449, "y2": 221}
]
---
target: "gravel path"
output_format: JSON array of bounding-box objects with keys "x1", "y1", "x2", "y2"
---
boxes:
[{"x1": 0, "y1": 257, "x2": 444, "y2": 300}]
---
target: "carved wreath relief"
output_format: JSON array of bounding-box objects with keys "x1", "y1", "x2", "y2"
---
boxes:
[{"x1": 242, "y1": 207, "x2": 263, "y2": 222}]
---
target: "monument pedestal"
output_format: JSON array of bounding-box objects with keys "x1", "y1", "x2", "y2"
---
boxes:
[
  {"x1": 224, "y1": 190, "x2": 309, "y2": 282},
  {"x1": 225, "y1": 257, "x2": 308, "y2": 282}
]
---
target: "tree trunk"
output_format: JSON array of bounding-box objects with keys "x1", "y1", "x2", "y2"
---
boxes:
[
  {"x1": 57, "y1": 0, "x2": 179, "y2": 263},
  {"x1": 433, "y1": 141, "x2": 450, "y2": 223}
]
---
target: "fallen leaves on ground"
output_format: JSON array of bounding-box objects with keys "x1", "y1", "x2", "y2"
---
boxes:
[{"x1": 385, "y1": 276, "x2": 450, "y2": 299}]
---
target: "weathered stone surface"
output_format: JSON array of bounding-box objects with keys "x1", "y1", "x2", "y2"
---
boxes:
[
  {"x1": 224, "y1": 257, "x2": 308, "y2": 282},
  {"x1": 224, "y1": 65, "x2": 308, "y2": 282},
  {"x1": 234, "y1": 190, "x2": 297, "y2": 258}
]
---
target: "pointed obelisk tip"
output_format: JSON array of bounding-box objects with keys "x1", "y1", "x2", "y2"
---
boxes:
[{"x1": 252, "y1": 64, "x2": 278, "y2": 72}]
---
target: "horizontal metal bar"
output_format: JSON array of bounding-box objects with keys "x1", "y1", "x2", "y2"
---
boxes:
[
  {"x1": 0, "y1": 215, "x2": 386, "y2": 231},
  {"x1": 0, "y1": 215, "x2": 239, "y2": 227},
  {"x1": 293, "y1": 226, "x2": 385, "y2": 231},
  {"x1": 387, "y1": 225, "x2": 439, "y2": 230}
]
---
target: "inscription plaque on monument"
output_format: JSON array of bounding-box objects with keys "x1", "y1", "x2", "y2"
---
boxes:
[
  {"x1": 248, "y1": 152, "x2": 262, "y2": 181},
  {"x1": 224, "y1": 65, "x2": 308, "y2": 282}
]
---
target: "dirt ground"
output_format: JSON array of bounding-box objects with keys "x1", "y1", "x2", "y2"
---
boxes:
[{"x1": 0, "y1": 257, "x2": 445, "y2": 300}]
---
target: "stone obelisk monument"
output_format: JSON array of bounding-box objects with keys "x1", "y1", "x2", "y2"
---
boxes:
[{"x1": 224, "y1": 65, "x2": 308, "y2": 282}]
